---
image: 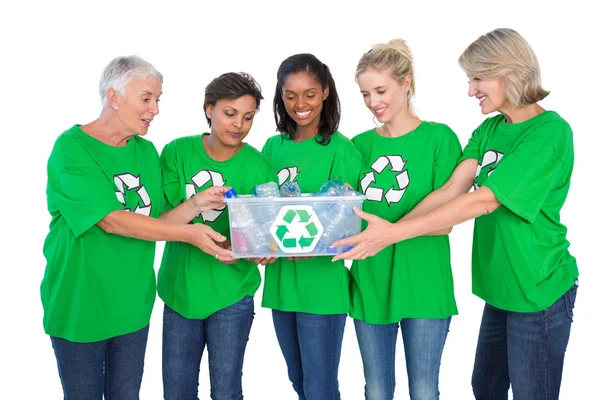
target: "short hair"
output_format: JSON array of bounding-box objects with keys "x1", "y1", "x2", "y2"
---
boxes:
[
  {"x1": 99, "y1": 55, "x2": 163, "y2": 107},
  {"x1": 273, "y1": 53, "x2": 341, "y2": 145},
  {"x1": 203, "y1": 72, "x2": 263, "y2": 127},
  {"x1": 459, "y1": 28, "x2": 549, "y2": 107},
  {"x1": 356, "y1": 38, "x2": 416, "y2": 112}
]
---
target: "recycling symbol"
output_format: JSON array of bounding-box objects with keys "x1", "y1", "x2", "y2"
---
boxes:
[
  {"x1": 270, "y1": 205, "x2": 323, "y2": 253},
  {"x1": 114, "y1": 173, "x2": 152, "y2": 216},
  {"x1": 360, "y1": 155, "x2": 410, "y2": 205},
  {"x1": 185, "y1": 169, "x2": 226, "y2": 223},
  {"x1": 474, "y1": 150, "x2": 504, "y2": 189},
  {"x1": 277, "y1": 166, "x2": 300, "y2": 186}
]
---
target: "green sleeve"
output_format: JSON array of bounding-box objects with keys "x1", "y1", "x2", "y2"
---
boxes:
[
  {"x1": 261, "y1": 137, "x2": 271, "y2": 159},
  {"x1": 252, "y1": 158, "x2": 278, "y2": 187},
  {"x1": 159, "y1": 141, "x2": 181, "y2": 212},
  {"x1": 433, "y1": 126, "x2": 463, "y2": 190},
  {"x1": 47, "y1": 136, "x2": 122, "y2": 238},
  {"x1": 331, "y1": 141, "x2": 363, "y2": 190},
  {"x1": 483, "y1": 131, "x2": 566, "y2": 223},
  {"x1": 458, "y1": 126, "x2": 483, "y2": 164}
]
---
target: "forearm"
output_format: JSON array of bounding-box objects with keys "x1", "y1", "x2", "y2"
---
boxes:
[
  {"x1": 402, "y1": 159, "x2": 477, "y2": 235},
  {"x1": 159, "y1": 198, "x2": 203, "y2": 224},
  {"x1": 405, "y1": 185, "x2": 464, "y2": 221},
  {"x1": 402, "y1": 182, "x2": 467, "y2": 236},
  {"x1": 98, "y1": 210, "x2": 192, "y2": 243},
  {"x1": 393, "y1": 187, "x2": 500, "y2": 241}
]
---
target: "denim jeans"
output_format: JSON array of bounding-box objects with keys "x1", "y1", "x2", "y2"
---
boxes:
[
  {"x1": 472, "y1": 283, "x2": 578, "y2": 400},
  {"x1": 162, "y1": 296, "x2": 254, "y2": 400},
  {"x1": 272, "y1": 310, "x2": 347, "y2": 400},
  {"x1": 50, "y1": 325, "x2": 149, "y2": 400},
  {"x1": 354, "y1": 317, "x2": 452, "y2": 400}
]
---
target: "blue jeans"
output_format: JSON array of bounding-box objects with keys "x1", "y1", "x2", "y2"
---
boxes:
[
  {"x1": 472, "y1": 283, "x2": 578, "y2": 400},
  {"x1": 162, "y1": 296, "x2": 254, "y2": 400},
  {"x1": 272, "y1": 310, "x2": 347, "y2": 400},
  {"x1": 354, "y1": 317, "x2": 452, "y2": 400},
  {"x1": 50, "y1": 325, "x2": 149, "y2": 400}
]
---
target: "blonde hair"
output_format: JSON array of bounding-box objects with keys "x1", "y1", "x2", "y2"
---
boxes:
[
  {"x1": 356, "y1": 39, "x2": 416, "y2": 111},
  {"x1": 459, "y1": 28, "x2": 549, "y2": 107}
]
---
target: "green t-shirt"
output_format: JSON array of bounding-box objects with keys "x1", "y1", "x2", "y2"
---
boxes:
[
  {"x1": 350, "y1": 122, "x2": 461, "y2": 324},
  {"x1": 41, "y1": 125, "x2": 163, "y2": 342},
  {"x1": 261, "y1": 131, "x2": 362, "y2": 314},
  {"x1": 158, "y1": 134, "x2": 275, "y2": 319},
  {"x1": 459, "y1": 111, "x2": 579, "y2": 312}
]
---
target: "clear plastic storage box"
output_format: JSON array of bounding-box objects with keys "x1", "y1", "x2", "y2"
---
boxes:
[{"x1": 224, "y1": 194, "x2": 367, "y2": 258}]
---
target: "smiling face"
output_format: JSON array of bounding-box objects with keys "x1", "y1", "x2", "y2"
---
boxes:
[
  {"x1": 281, "y1": 72, "x2": 329, "y2": 137},
  {"x1": 467, "y1": 76, "x2": 509, "y2": 115},
  {"x1": 205, "y1": 95, "x2": 257, "y2": 149},
  {"x1": 111, "y1": 75, "x2": 162, "y2": 136},
  {"x1": 357, "y1": 67, "x2": 410, "y2": 124}
]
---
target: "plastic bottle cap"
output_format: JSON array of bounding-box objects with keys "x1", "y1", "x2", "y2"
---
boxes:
[{"x1": 225, "y1": 188, "x2": 238, "y2": 198}]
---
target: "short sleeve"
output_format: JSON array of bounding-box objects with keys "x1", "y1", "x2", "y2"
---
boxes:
[
  {"x1": 252, "y1": 158, "x2": 278, "y2": 188},
  {"x1": 458, "y1": 126, "x2": 482, "y2": 164},
  {"x1": 483, "y1": 139, "x2": 562, "y2": 223},
  {"x1": 261, "y1": 137, "x2": 272, "y2": 159},
  {"x1": 47, "y1": 139, "x2": 122, "y2": 238},
  {"x1": 159, "y1": 141, "x2": 182, "y2": 211},
  {"x1": 330, "y1": 140, "x2": 363, "y2": 190},
  {"x1": 433, "y1": 126, "x2": 463, "y2": 190}
]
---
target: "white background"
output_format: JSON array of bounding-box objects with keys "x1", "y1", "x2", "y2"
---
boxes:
[{"x1": 1, "y1": 0, "x2": 597, "y2": 398}]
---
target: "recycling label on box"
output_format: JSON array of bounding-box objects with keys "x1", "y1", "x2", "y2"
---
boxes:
[{"x1": 270, "y1": 205, "x2": 323, "y2": 253}]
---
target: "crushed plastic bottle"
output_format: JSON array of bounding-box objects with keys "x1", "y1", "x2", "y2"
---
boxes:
[
  {"x1": 253, "y1": 182, "x2": 280, "y2": 198},
  {"x1": 312, "y1": 179, "x2": 359, "y2": 253},
  {"x1": 280, "y1": 181, "x2": 301, "y2": 197},
  {"x1": 253, "y1": 182, "x2": 281, "y2": 230}
]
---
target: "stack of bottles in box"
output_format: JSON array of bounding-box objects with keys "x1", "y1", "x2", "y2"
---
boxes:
[{"x1": 225, "y1": 179, "x2": 360, "y2": 256}]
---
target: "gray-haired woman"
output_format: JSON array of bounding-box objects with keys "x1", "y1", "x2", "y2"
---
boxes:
[{"x1": 41, "y1": 56, "x2": 234, "y2": 399}]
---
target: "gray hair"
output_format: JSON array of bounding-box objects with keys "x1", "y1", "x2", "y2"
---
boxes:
[{"x1": 99, "y1": 55, "x2": 163, "y2": 106}]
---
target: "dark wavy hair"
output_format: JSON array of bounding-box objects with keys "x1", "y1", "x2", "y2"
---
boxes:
[
  {"x1": 203, "y1": 72, "x2": 263, "y2": 127},
  {"x1": 273, "y1": 54, "x2": 340, "y2": 145}
]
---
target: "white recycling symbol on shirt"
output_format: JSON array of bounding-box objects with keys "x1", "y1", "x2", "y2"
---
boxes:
[
  {"x1": 186, "y1": 169, "x2": 226, "y2": 223},
  {"x1": 277, "y1": 166, "x2": 300, "y2": 186},
  {"x1": 360, "y1": 155, "x2": 410, "y2": 205},
  {"x1": 474, "y1": 150, "x2": 504, "y2": 189},
  {"x1": 114, "y1": 173, "x2": 152, "y2": 216}
]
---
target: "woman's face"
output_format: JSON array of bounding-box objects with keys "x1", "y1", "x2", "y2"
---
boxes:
[
  {"x1": 205, "y1": 95, "x2": 257, "y2": 149},
  {"x1": 468, "y1": 76, "x2": 508, "y2": 115},
  {"x1": 113, "y1": 75, "x2": 162, "y2": 136},
  {"x1": 357, "y1": 68, "x2": 410, "y2": 124},
  {"x1": 281, "y1": 72, "x2": 328, "y2": 133}
]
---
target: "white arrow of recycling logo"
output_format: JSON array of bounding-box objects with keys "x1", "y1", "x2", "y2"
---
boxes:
[
  {"x1": 270, "y1": 205, "x2": 323, "y2": 253},
  {"x1": 114, "y1": 173, "x2": 152, "y2": 216},
  {"x1": 361, "y1": 155, "x2": 410, "y2": 205},
  {"x1": 474, "y1": 150, "x2": 504, "y2": 189},
  {"x1": 186, "y1": 170, "x2": 226, "y2": 223},
  {"x1": 277, "y1": 166, "x2": 299, "y2": 186}
]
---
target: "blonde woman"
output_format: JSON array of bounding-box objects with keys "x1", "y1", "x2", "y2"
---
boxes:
[
  {"x1": 348, "y1": 39, "x2": 461, "y2": 400},
  {"x1": 333, "y1": 28, "x2": 579, "y2": 400}
]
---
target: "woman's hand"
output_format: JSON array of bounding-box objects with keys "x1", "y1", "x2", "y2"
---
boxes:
[
  {"x1": 248, "y1": 257, "x2": 278, "y2": 266},
  {"x1": 187, "y1": 224, "x2": 236, "y2": 262},
  {"x1": 215, "y1": 239, "x2": 238, "y2": 265},
  {"x1": 193, "y1": 186, "x2": 231, "y2": 213},
  {"x1": 331, "y1": 208, "x2": 396, "y2": 261}
]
